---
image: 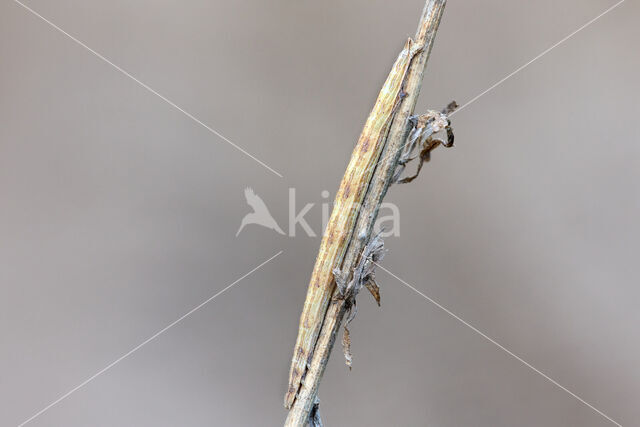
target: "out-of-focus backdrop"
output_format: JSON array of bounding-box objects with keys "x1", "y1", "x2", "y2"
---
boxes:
[{"x1": 1, "y1": 1, "x2": 638, "y2": 425}]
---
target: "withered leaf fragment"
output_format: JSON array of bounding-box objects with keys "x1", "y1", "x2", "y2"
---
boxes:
[
  {"x1": 342, "y1": 326, "x2": 353, "y2": 370},
  {"x1": 285, "y1": 39, "x2": 423, "y2": 409},
  {"x1": 393, "y1": 101, "x2": 457, "y2": 184},
  {"x1": 364, "y1": 278, "x2": 381, "y2": 307}
]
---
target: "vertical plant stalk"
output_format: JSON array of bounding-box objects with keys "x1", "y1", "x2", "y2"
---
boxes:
[
  {"x1": 285, "y1": 36, "x2": 422, "y2": 409},
  {"x1": 285, "y1": 1, "x2": 447, "y2": 425}
]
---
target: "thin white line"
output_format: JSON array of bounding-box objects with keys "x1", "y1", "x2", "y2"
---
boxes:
[
  {"x1": 452, "y1": 0, "x2": 625, "y2": 116},
  {"x1": 364, "y1": 1, "x2": 625, "y2": 182},
  {"x1": 12, "y1": 0, "x2": 283, "y2": 178},
  {"x1": 375, "y1": 262, "x2": 623, "y2": 427},
  {"x1": 17, "y1": 250, "x2": 284, "y2": 427}
]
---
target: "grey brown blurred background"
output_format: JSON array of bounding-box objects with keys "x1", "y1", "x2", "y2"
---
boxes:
[{"x1": 1, "y1": 0, "x2": 638, "y2": 425}]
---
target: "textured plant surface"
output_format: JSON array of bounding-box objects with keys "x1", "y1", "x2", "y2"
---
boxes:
[{"x1": 284, "y1": 1, "x2": 450, "y2": 425}]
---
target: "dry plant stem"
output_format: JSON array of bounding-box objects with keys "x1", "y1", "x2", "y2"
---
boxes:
[
  {"x1": 285, "y1": 33, "x2": 423, "y2": 408},
  {"x1": 284, "y1": 1, "x2": 447, "y2": 425}
]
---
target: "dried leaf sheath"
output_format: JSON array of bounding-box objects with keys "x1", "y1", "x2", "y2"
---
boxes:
[{"x1": 285, "y1": 38, "x2": 422, "y2": 409}]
